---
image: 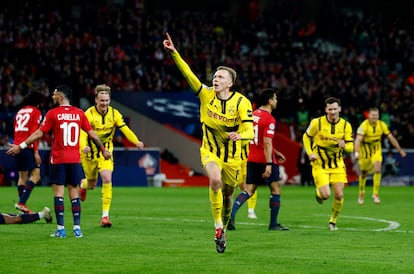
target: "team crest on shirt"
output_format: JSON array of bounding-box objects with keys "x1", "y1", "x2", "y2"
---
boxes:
[{"x1": 228, "y1": 106, "x2": 236, "y2": 115}]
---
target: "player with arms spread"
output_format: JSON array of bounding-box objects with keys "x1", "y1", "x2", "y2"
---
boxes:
[
  {"x1": 7, "y1": 85, "x2": 111, "y2": 238},
  {"x1": 79, "y1": 84, "x2": 144, "y2": 228},
  {"x1": 302, "y1": 97, "x2": 354, "y2": 231},
  {"x1": 163, "y1": 32, "x2": 254, "y2": 253}
]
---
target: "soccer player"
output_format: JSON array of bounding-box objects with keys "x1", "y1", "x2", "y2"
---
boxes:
[
  {"x1": 6, "y1": 85, "x2": 111, "y2": 238},
  {"x1": 11, "y1": 91, "x2": 45, "y2": 213},
  {"x1": 79, "y1": 84, "x2": 144, "y2": 228},
  {"x1": 302, "y1": 97, "x2": 354, "y2": 231},
  {"x1": 0, "y1": 207, "x2": 52, "y2": 224},
  {"x1": 229, "y1": 88, "x2": 289, "y2": 231},
  {"x1": 354, "y1": 107, "x2": 406, "y2": 205},
  {"x1": 163, "y1": 32, "x2": 254, "y2": 253}
]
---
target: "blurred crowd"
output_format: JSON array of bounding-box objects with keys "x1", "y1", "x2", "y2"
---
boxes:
[{"x1": 0, "y1": 0, "x2": 413, "y2": 147}]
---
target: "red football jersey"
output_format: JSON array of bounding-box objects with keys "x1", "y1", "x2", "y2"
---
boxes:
[
  {"x1": 13, "y1": 106, "x2": 42, "y2": 150},
  {"x1": 40, "y1": 105, "x2": 92, "y2": 164},
  {"x1": 248, "y1": 108, "x2": 276, "y2": 163}
]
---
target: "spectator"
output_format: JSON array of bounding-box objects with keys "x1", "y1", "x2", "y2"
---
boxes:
[{"x1": 0, "y1": 1, "x2": 413, "y2": 148}]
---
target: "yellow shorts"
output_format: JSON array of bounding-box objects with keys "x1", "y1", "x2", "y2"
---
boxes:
[
  {"x1": 312, "y1": 166, "x2": 348, "y2": 188},
  {"x1": 359, "y1": 151, "x2": 382, "y2": 172},
  {"x1": 239, "y1": 160, "x2": 247, "y2": 186},
  {"x1": 200, "y1": 147, "x2": 243, "y2": 188},
  {"x1": 80, "y1": 154, "x2": 114, "y2": 180}
]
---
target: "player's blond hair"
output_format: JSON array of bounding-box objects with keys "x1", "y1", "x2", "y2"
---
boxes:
[
  {"x1": 216, "y1": 66, "x2": 237, "y2": 85},
  {"x1": 95, "y1": 84, "x2": 111, "y2": 97}
]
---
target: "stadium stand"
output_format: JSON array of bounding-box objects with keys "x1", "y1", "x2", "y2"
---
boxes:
[{"x1": 1, "y1": 1, "x2": 414, "y2": 148}]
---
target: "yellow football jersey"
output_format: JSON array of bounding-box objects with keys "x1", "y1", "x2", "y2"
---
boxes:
[
  {"x1": 80, "y1": 106, "x2": 138, "y2": 158},
  {"x1": 357, "y1": 119, "x2": 389, "y2": 159},
  {"x1": 303, "y1": 115, "x2": 353, "y2": 169},
  {"x1": 171, "y1": 51, "x2": 254, "y2": 162}
]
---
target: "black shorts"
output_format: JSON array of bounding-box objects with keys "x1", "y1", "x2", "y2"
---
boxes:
[
  {"x1": 15, "y1": 148, "x2": 38, "y2": 171},
  {"x1": 49, "y1": 163, "x2": 84, "y2": 186},
  {"x1": 246, "y1": 162, "x2": 281, "y2": 185}
]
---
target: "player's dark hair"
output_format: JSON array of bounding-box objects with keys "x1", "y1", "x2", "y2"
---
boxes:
[
  {"x1": 20, "y1": 91, "x2": 46, "y2": 108},
  {"x1": 256, "y1": 88, "x2": 278, "y2": 107},
  {"x1": 325, "y1": 97, "x2": 341, "y2": 106},
  {"x1": 56, "y1": 85, "x2": 72, "y2": 101}
]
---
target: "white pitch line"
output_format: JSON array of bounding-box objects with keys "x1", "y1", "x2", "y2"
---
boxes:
[
  {"x1": 129, "y1": 215, "x2": 414, "y2": 233},
  {"x1": 339, "y1": 215, "x2": 400, "y2": 231},
  {"x1": 313, "y1": 214, "x2": 402, "y2": 232}
]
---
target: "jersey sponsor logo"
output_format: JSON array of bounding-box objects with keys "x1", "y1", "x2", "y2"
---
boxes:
[
  {"x1": 318, "y1": 135, "x2": 342, "y2": 142},
  {"x1": 207, "y1": 109, "x2": 239, "y2": 123}
]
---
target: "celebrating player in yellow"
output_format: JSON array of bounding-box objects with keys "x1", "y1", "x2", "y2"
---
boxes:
[
  {"x1": 163, "y1": 32, "x2": 254, "y2": 253},
  {"x1": 79, "y1": 84, "x2": 144, "y2": 227},
  {"x1": 354, "y1": 107, "x2": 406, "y2": 205},
  {"x1": 302, "y1": 97, "x2": 354, "y2": 231}
]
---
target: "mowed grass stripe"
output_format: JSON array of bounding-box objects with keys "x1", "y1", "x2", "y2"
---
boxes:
[{"x1": 1, "y1": 185, "x2": 413, "y2": 273}]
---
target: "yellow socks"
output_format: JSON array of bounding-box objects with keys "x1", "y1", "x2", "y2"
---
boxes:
[
  {"x1": 358, "y1": 176, "x2": 367, "y2": 195},
  {"x1": 373, "y1": 173, "x2": 381, "y2": 196},
  {"x1": 329, "y1": 198, "x2": 343, "y2": 224},
  {"x1": 209, "y1": 187, "x2": 223, "y2": 227},
  {"x1": 247, "y1": 190, "x2": 257, "y2": 212},
  {"x1": 101, "y1": 182, "x2": 113, "y2": 217}
]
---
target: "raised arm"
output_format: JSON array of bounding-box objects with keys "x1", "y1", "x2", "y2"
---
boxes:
[
  {"x1": 163, "y1": 32, "x2": 176, "y2": 53},
  {"x1": 163, "y1": 32, "x2": 203, "y2": 93}
]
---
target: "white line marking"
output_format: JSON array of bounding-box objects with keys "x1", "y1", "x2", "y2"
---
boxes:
[
  {"x1": 132, "y1": 215, "x2": 414, "y2": 233},
  {"x1": 340, "y1": 215, "x2": 400, "y2": 231},
  {"x1": 313, "y1": 214, "x2": 402, "y2": 232}
]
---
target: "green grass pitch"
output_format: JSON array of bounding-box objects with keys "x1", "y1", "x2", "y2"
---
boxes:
[{"x1": 0, "y1": 185, "x2": 413, "y2": 273}]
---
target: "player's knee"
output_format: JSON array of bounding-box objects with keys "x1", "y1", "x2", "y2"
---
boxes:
[
  {"x1": 30, "y1": 174, "x2": 41, "y2": 183},
  {"x1": 319, "y1": 190, "x2": 330, "y2": 200},
  {"x1": 321, "y1": 193, "x2": 330, "y2": 200},
  {"x1": 209, "y1": 178, "x2": 222, "y2": 191},
  {"x1": 334, "y1": 193, "x2": 343, "y2": 200}
]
